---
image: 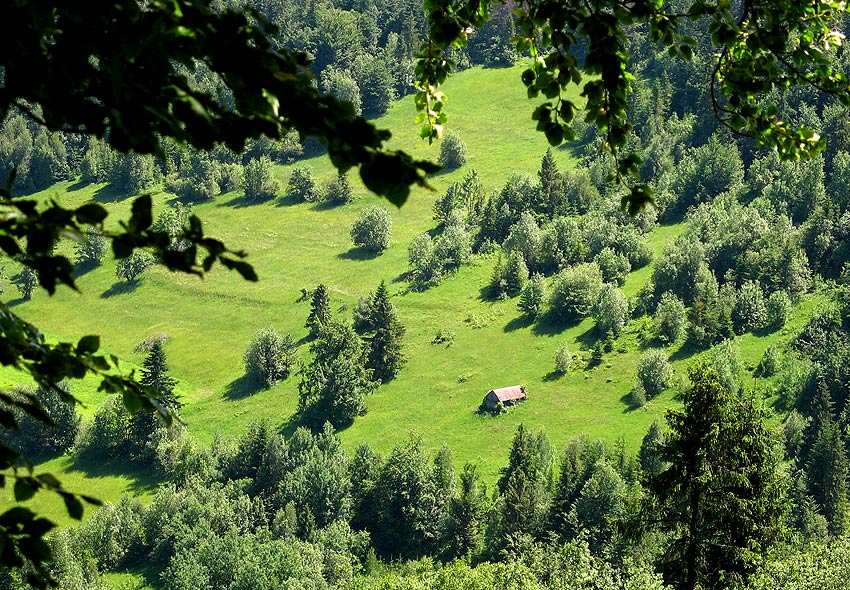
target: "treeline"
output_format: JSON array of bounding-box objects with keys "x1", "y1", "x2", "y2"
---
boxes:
[{"x1": 6, "y1": 341, "x2": 850, "y2": 589}]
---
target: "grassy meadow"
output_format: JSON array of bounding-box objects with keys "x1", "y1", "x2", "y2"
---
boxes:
[{"x1": 1, "y1": 64, "x2": 827, "y2": 522}]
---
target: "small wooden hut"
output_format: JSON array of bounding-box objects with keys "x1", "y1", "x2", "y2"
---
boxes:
[{"x1": 482, "y1": 385, "x2": 527, "y2": 412}]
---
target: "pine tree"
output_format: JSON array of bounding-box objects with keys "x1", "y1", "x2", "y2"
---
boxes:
[
  {"x1": 537, "y1": 148, "x2": 563, "y2": 218},
  {"x1": 364, "y1": 282, "x2": 406, "y2": 383},
  {"x1": 306, "y1": 283, "x2": 331, "y2": 337},
  {"x1": 130, "y1": 340, "x2": 180, "y2": 460},
  {"x1": 639, "y1": 417, "x2": 665, "y2": 478},
  {"x1": 447, "y1": 462, "x2": 486, "y2": 558},
  {"x1": 806, "y1": 420, "x2": 850, "y2": 536},
  {"x1": 651, "y1": 364, "x2": 786, "y2": 590},
  {"x1": 298, "y1": 320, "x2": 376, "y2": 428}
]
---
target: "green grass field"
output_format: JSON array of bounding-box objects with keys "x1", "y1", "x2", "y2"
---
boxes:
[{"x1": 1, "y1": 64, "x2": 827, "y2": 525}]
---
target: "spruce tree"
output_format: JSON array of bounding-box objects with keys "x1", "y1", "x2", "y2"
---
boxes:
[
  {"x1": 806, "y1": 420, "x2": 850, "y2": 536},
  {"x1": 651, "y1": 364, "x2": 786, "y2": 590},
  {"x1": 639, "y1": 417, "x2": 666, "y2": 478},
  {"x1": 364, "y1": 282, "x2": 406, "y2": 383},
  {"x1": 298, "y1": 320, "x2": 376, "y2": 428},
  {"x1": 130, "y1": 340, "x2": 180, "y2": 460},
  {"x1": 537, "y1": 148, "x2": 563, "y2": 217},
  {"x1": 306, "y1": 283, "x2": 331, "y2": 337}
]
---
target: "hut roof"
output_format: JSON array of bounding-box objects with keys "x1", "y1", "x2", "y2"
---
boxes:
[{"x1": 488, "y1": 385, "x2": 526, "y2": 402}]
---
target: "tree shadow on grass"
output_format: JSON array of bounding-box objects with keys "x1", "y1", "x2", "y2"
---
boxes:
[
  {"x1": 504, "y1": 315, "x2": 533, "y2": 333},
  {"x1": 219, "y1": 193, "x2": 273, "y2": 208},
  {"x1": 543, "y1": 370, "x2": 563, "y2": 382},
  {"x1": 223, "y1": 374, "x2": 263, "y2": 400},
  {"x1": 67, "y1": 178, "x2": 90, "y2": 192},
  {"x1": 64, "y1": 454, "x2": 159, "y2": 495},
  {"x1": 575, "y1": 326, "x2": 600, "y2": 349},
  {"x1": 5, "y1": 296, "x2": 27, "y2": 308},
  {"x1": 275, "y1": 194, "x2": 303, "y2": 207},
  {"x1": 619, "y1": 391, "x2": 639, "y2": 413},
  {"x1": 669, "y1": 341, "x2": 700, "y2": 363},
  {"x1": 311, "y1": 199, "x2": 343, "y2": 212},
  {"x1": 531, "y1": 313, "x2": 576, "y2": 337},
  {"x1": 92, "y1": 184, "x2": 130, "y2": 203},
  {"x1": 101, "y1": 280, "x2": 140, "y2": 299},
  {"x1": 337, "y1": 247, "x2": 381, "y2": 261}
]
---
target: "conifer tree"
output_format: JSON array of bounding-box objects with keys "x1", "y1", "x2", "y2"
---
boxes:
[
  {"x1": 130, "y1": 340, "x2": 180, "y2": 459},
  {"x1": 306, "y1": 283, "x2": 331, "y2": 337},
  {"x1": 447, "y1": 462, "x2": 486, "y2": 558},
  {"x1": 537, "y1": 148, "x2": 563, "y2": 217},
  {"x1": 298, "y1": 320, "x2": 376, "y2": 428},
  {"x1": 363, "y1": 282, "x2": 406, "y2": 383},
  {"x1": 639, "y1": 417, "x2": 665, "y2": 478},
  {"x1": 806, "y1": 420, "x2": 850, "y2": 536},
  {"x1": 651, "y1": 364, "x2": 786, "y2": 590}
]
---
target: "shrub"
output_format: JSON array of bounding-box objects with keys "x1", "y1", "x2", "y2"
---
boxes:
[
  {"x1": 350, "y1": 207, "x2": 392, "y2": 252},
  {"x1": 288, "y1": 166, "x2": 320, "y2": 202},
  {"x1": 408, "y1": 233, "x2": 442, "y2": 287},
  {"x1": 438, "y1": 131, "x2": 468, "y2": 170},
  {"x1": 115, "y1": 250, "x2": 155, "y2": 282},
  {"x1": 595, "y1": 247, "x2": 631, "y2": 286},
  {"x1": 241, "y1": 156, "x2": 279, "y2": 201},
  {"x1": 733, "y1": 280, "x2": 767, "y2": 334},
  {"x1": 549, "y1": 262, "x2": 604, "y2": 323},
  {"x1": 434, "y1": 223, "x2": 472, "y2": 270},
  {"x1": 765, "y1": 290, "x2": 792, "y2": 330},
  {"x1": 637, "y1": 350, "x2": 673, "y2": 398},
  {"x1": 756, "y1": 344, "x2": 783, "y2": 378},
  {"x1": 654, "y1": 292, "x2": 687, "y2": 345},
  {"x1": 14, "y1": 266, "x2": 38, "y2": 299},
  {"x1": 629, "y1": 385, "x2": 648, "y2": 408},
  {"x1": 243, "y1": 327, "x2": 297, "y2": 388},
  {"x1": 593, "y1": 284, "x2": 628, "y2": 338},
  {"x1": 519, "y1": 274, "x2": 547, "y2": 320},
  {"x1": 554, "y1": 342, "x2": 572, "y2": 374},
  {"x1": 324, "y1": 173, "x2": 354, "y2": 205},
  {"x1": 74, "y1": 229, "x2": 109, "y2": 268}
]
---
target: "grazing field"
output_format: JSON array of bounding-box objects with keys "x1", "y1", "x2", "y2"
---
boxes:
[{"x1": 1, "y1": 65, "x2": 823, "y2": 523}]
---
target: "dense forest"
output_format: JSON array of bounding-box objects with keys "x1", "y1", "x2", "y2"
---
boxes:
[{"x1": 4, "y1": 0, "x2": 850, "y2": 589}]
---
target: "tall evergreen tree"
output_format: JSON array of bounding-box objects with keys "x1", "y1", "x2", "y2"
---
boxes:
[
  {"x1": 537, "y1": 148, "x2": 563, "y2": 217},
  {"x1": 306, "y1": 283, "x2": 331, "y2": 337},
  {"x1": 363, "y1": 282, "x2": 406, "y2": 383},
  {"x1": 806, "y1": 420, "x2": 850, "y2": 536},
  {"x1": 639, "y1": 418, "x2": 666, "y2": 479},
  {"x1": 130, "y1": 340, "x2": 181, "y2": 459},
  {"x1": 298, "y1": 320, "x2": 376, "y2": 428},
  {"x1": 447, "y1": 462, "x2": 487, "y2": 558},
  {"x1": 651, "y1": 364, "x2": 786, "y2": 590}
]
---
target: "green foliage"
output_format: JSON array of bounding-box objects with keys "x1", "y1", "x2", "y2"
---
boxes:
[
  {"x1": 519, "y1": 274, "x2": 547, "y2": 320},
  {"x1": 733, "y1": 280, "x2": 767, "y2": 335},
  {"x1": 654, "y1": 292, "x2": 687, "y2": 345},
  {"x1": 438, "y1": 131, "x2": 468, "y2": 170},
  {"x1": 651, "y1": 364, "x2": 787, "y2": 590},
  {"x1": 350, "y1": 207, "x2": 392, "y2": 253},
  {"x1": 298, "y1": 320, "x2": 376, "y2": 429},
  {"x1": 324, "y1": 173, "x2": 354, "y2": 205},
  {"x1": 554, "y1": 342, "x2": 572, "y2": 375},
  {"x1": 73, "y1": 229, "x2": 108, "y2": 269},
  {"x1": 408, "y1": 233, "x2": 443, "y2": 288},
  {"x1": 241, "y1": 156, "x2": 280, "y2": 201},
  {"x1": 636, "y1": 350, "x2": 673, "y2": 399},
  {"x1": 306, "y1": 283, "x2": 332, "y2": 337},
  {"x1": 358, "y1": 282, "x2": 407, "y2": 383},
  {"x1": 639, "y1": 418, "x2": 665, "y2": 478},
  {"x1": 593, "y1": 284, "x2": 628, "y2": 338},
  {"x1": 2, "y1": 384, "x2": 80, "y2": 461},
  {"x1": 322, "y1": 67, "x2": 363, "y2": 117},
  {"x1": 243, "y1": 327, "x2": 297, "y2": 388},
  {"x1": 13, "y1": 266, "x2": 38, "y2": 300},
  {"x1": 115, "y1": 250, "x2": 155, "y2": 282},
  {"x1": 766, "y1": 290, "x2": 792, "y2": 331},
  {"x1": 287, "y1": 166, "x2": 320, "y2": 202},
  {"x1": 549, "y1": 262, "x2": 604, "y2": 323}
]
